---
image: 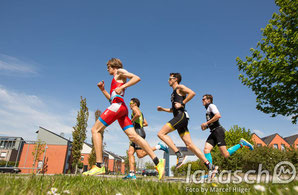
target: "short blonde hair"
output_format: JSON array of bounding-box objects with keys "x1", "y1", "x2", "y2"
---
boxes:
[{"x1": 107, "y1": 58, "x2": 123, "y2": 69}]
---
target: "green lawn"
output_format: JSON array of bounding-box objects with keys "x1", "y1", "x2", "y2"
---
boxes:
[{"x1": 0, "y1": 174, "x2": 297, "y2": 195}]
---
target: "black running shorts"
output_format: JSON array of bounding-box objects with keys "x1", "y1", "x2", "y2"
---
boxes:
[
  {"x1": 167, "y1": 110, "x2": 189, "y2": 137},
  {"x1": 206, "y1": 126, "x2": 226, "y2": 147},
  {"x1": 130, "y1": 128, "x2": 146, "y2": 150}
]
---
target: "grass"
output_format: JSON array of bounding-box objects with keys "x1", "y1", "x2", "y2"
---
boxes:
[{"x1": 0, "y1": 174, "x2": 297, "y2": 195}]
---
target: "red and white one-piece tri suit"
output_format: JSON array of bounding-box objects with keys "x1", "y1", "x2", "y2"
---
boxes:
[{"x1": 98, "y1": 77, "x2": 134, "y2": 131}]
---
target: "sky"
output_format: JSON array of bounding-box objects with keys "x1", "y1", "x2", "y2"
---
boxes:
[{"x1": 0, "y1": 0, "x2": 297, "y2": 168}]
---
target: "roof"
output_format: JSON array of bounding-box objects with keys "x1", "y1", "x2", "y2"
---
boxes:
[
  {"x1": 284, "y1": 134, "x2": 298, "y2": 145},
  {"x1": 261, "y1": 133, "x2": 279, "y2": 145},
  {"x1": 104, "y1": 150, "x2": 123, "y2": 160},
  {"x1": 36, "y1": 126, "x2": 71, "y2": 143},
  {"x1": 251, "y1": 133, "x2": 266, "y2": 144},
  {"x1": 0, "y1": 136, "x2": 24, "y2": 141}
]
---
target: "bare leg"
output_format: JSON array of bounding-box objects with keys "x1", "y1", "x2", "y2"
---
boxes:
[
  {"x1": 181, "y1": 133, "x2": 208, "y2": 163},
  {"x1": 124, "y1": 128, "x2": 157, "y2": 160},
  {"x1": 218, "y1": 146, "x2": 230, "y2": 158},
  {"x1": 128, "y1": 146, "x2": 136, "y2": 172},
  {"x1": 136, "y1": 146, "x2": 157, "y2": 158},
  {"x1": 157, "y1": 124, "x2": 179, "y2": 153},
  {"x1": 91, "y1": 120, "x2": 106, "y2": 163},
  {"x1": 203, "y1": 142, "x2": 214, "y2": 154}
]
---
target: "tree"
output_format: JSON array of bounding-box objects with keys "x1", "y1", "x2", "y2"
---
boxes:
[
  {"x1": 32, "y1": 139, "x2": 45, "y2": 173},
  {"x1": 144, "y1": 161, "x2": 155, "y2": 170},
  {"x1": 88, "y1": 109, "x2": 101, "y2": 168},
  {"x1": 71, "y1": 96, "x2": 89, "y2": 174},
  {"x1": 236, "y1": 0, "x2": 297, "y2": 123}
]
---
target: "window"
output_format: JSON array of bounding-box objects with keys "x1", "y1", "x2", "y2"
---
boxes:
[
  {"x1": 257, "y1": 144, "x2": 262, "y2": 147},
  {"x1": 281, "y1": 144, "x2": 285, "y2": 151},
  {"x1": 0, "y1": 152, "x2": 6, "y2": 158},
  {"x1": 80, "y1": 156, "x2": 84, "y2": 161},
  {"x1": 273, "y1": 144, "x2": 278, "y2": 149}
]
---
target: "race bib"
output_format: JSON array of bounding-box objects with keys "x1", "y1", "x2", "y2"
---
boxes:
[{"x1": 185, "y1": 111, "x2": 190, "y2": 119}]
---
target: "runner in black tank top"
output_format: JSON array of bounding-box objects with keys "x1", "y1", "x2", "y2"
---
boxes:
[{"x1": 157, "y1": 73, "x2": 217, "y2": 178}]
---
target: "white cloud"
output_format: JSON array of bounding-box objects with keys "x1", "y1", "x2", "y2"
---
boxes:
[
  {"x1": 0, "y1": 53, "x2": 37, "y2": 75},
  {"x1": 253, "y1": 129, "x2": 265, "y2": 137},
  {"x1": 0, "y1": 86, "x2": 75, "y2": 140}
]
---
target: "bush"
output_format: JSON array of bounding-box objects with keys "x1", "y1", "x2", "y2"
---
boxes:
[
  {"x1": 211, "y1": 125, "x2": 253, "y2": 171},
  {"x1": 172, "y1": 125, "x2": 298, "y2": 175},
  {"x1": 242, "y1": 146, "x2": 298, "y2": 174}
]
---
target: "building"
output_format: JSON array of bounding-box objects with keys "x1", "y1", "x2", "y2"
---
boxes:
[
  {"x1": 284, "y1": 134, "x2": 298, "y2": 149},
  {"x1": 18, "y1": 127, "x2": 71, "y2": 174},
  {"x1": 17, "y1": 126, "x2": 125, "y2": 174},
  {"x1": 0, "y1": 136, "x2": 24, "y2": 162},
  {"x1": 252, "y1": 133, "x2": 297, "y2": 150}
]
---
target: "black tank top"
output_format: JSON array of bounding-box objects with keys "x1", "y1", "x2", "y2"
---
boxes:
[{"x1": 171, "y1": 88, "x2": 186, "y2": 116}]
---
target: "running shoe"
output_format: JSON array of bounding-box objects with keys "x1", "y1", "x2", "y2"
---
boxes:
[
  {"x1": 240, "y1": 138, "x2": 254, "y2": 150},
  {"x1": 83, "y1": 165, "x2": 105, "y2": 176},
  {"x1": 158, "y1": 142, "x2": 169, "y2": 153},
  {"x1": 155, "y1": 158, "x2": 165, "y2": 180},
  {"x1": 123, "y1": 174, "x2": 136, "y2": 180},
  {"x1": 176, "y1": 155, "x2": 187, "y2": 169},
  {"x1": 207, "y1": 165, "x2": 218, "y2": 180}
]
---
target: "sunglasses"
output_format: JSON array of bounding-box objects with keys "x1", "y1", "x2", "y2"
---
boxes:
[{"x1": 168, "y1": 77, "x2": 176, "y2": 81}]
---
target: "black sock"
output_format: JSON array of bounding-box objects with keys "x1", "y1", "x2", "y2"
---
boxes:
[
  {"x1": 96, "y1": 162, "x2": 103, "y2": 168},
  {"x1": 175, "y1": 151, "x2": 183, "y2": 158},
  {"x1": 153, "y1": 157, "x2": 159, "y2": 166},
  {"x1": 204, "y1": 161, "x2": 212, "y2": 170}
]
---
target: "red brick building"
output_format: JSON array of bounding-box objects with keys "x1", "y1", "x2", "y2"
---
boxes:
[
  {"x1": 252, "y1": 133, "x2": 298, "y2": 150},
  {"x1": 17, "y1": 127, "x2": 125, "y2": 174}
]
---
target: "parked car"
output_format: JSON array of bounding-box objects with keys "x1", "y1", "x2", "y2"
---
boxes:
[
  {"x1": 142, "y1": 169, "x2": 158, "y2": 176},
  {"x1": 0, "y1": 167, "x2": 21, "y2": 173}
]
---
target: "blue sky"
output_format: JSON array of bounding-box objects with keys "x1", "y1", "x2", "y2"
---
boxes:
[{"x1": 0, "y1": 0, "x2": 297, "y2": 165}]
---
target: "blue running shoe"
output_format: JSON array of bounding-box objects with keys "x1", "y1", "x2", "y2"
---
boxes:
[
  {"x1": 158, "y1": 142, "x2": 169, "y2": 153},
  {"x1": 240, "y1": 138, "x2": 254, "y2": 150},
  {"x1": 123, "y1": 174, "x2": 136, "y2": 180}
]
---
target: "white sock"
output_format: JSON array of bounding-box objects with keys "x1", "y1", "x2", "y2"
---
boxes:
[{"x1": 155, "y1": 144, "x2": 161, "y2": 150}]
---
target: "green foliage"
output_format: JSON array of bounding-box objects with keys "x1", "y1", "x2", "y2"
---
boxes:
[
  {"x1": 144, "y1": 161, "x2": 155, "y2": 170},
  {"x1": 241, "y1": 146, "x2": 298, "y2": 174},
  {"x1": 71, "y1": 96, "x2": 89, "y2": 174},
  {"x1": 2, "y1": 174, "x2": 297, "y2": 195},
  {"x1": 173, "y1": 125, "x2": 298, "y2": 176},
  {"x1": 236, "y1": 0, "x2": 298, "y2": 123},
  {"x1": 211, "y1": 126, "x2": 253, "y2": 171},
  {"x1": 31, "y1": 139, "x2": 46, "y2": 172}
]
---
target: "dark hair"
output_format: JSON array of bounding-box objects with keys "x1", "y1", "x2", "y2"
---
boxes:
[
  {"x1": 203, "y1": 94, "x2": 213, "y2": 103},
  {"x1": 107, "y1": 58, "x2": 123, "y2": 69},
  {"x1": 131, "y1": 98, "x2": 140, "y2": 107},
  {"x1": 169, "y1": 73, "x2": 182, "y2": 84}
]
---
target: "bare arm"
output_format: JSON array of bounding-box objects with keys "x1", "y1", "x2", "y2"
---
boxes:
[
  {"x1": 178, "y1": 84, "x2": 196, "y2": 105},
  {"x1": 201, "y1": 113, "x2": 221, "y2": 130},
  {"x1": 97, "y1": 81, "x2": 111, "y2": 100},
  {"x1": 114, "y1": 69, "x2": 141, "y2": 94},
  {"x1": 173, "y1": 85, "x2": 196, "y2": 109},
  {"x1": 157, "y1": 106, "x2": 173, "y2": 113},
  {"x1": 207, "y1": 113, "x2": 221, "y2": 125},
  {"x1": 131, "y1": 106, "x2": 141, "y2": 122},
  {"x1": 143, "y1": 118, "x2": 148, "y2": 127}
]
